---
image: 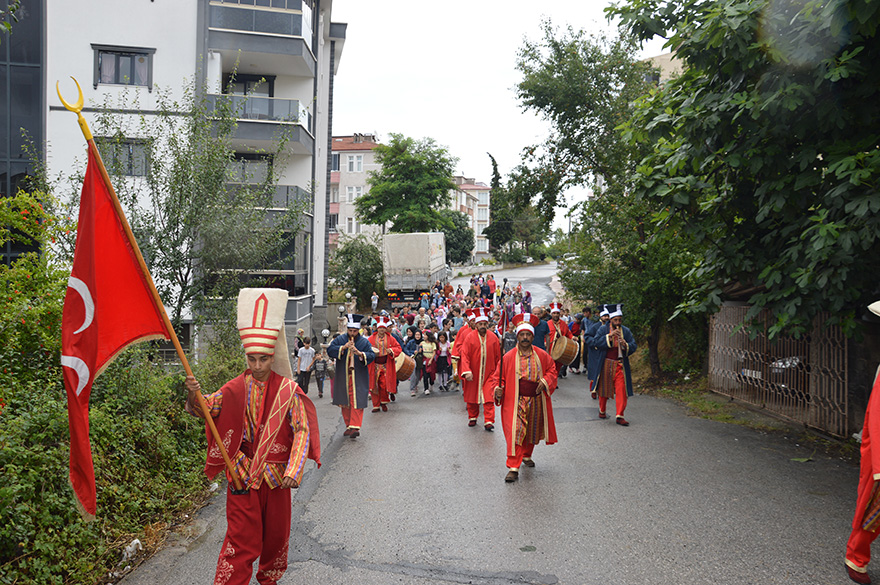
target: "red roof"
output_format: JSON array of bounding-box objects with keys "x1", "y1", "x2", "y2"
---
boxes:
[{"x1": 332, "y1": 135, "x2": 380, "y2": 151}]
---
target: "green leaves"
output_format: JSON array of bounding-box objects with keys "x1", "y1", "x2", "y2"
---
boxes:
[
  {"x1": 611, "y1": 0, "x2": 880, "y2": 339},
  {"x1": 356, "y1": 134, "x2": 456, "y2": 233}
]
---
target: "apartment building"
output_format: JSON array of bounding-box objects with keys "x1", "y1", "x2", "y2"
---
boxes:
[
  {"x1": 32, "y1": 0, "x2": 345, "y2": 338},
  {"x1": 456, "y1": 179, "x2": 491, "y2": 262},
  {"x1": 329, "y1": 132, "x2": 382, "y2": 249}
]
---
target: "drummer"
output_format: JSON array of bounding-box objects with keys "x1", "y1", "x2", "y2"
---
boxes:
[
  {"x1": 546, "y1": 302, "x2": 574, "y2": 379},
  {"x1": 367, "y1": 315, "x2": 403, "y2": 412}
]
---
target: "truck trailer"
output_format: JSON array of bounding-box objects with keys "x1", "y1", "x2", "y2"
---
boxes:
[{"x1": 382, "y1": 232, "x2": 447, "y2": 308}]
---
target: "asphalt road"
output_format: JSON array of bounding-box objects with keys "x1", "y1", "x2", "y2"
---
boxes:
[
  {"x1": 121, "y1": 263, "x2": 863, "y2": 585},
  {"x1": 451, "y1": 263, "x2": 559, "y2": 308}
]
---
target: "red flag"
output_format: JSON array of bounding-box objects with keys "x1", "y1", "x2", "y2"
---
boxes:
[{"x1": 61, "y1": 148, "x2": 169, "y2": 517}]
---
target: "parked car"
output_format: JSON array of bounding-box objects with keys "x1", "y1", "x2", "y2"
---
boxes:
[{"x1": 525, "y1": 256, "x2": 534, "y2": 264}]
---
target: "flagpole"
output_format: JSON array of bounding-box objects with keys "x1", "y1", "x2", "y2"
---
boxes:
[{"x1": 57, "y1": 78, "x2": 246, "y2": 492}]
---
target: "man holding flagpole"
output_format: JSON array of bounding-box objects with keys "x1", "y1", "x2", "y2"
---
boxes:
[{"x1": 185, "y1": 289, "x2": 320, "y2": 585}]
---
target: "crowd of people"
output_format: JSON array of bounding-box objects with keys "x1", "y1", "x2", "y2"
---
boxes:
[{"x1": 182, "y1": 282, "x2": 640, "y2": 584}]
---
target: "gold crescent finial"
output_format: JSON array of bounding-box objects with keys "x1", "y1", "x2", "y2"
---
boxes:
[{"x1": 56, "y1": 77, "x2": 92, "y2": 141}]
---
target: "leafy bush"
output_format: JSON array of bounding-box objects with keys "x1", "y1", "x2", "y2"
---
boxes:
[
  {"x1": 0, "y1": 190, "x2": 235, "y2": 584},
  {"x1": 496, "y1": 247, "x2": 526, "y2": 264}
]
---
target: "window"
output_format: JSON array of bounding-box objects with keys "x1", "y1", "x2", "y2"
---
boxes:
[
  {"x1": 92, "y1": 44, "x2": 155, "y2": 90},
  {"x1": 477, "y1": 208, "x2": 488, "y2": 222},
  {"x1": 331, "y1": 153, "x2": 340, "y2": 171},
  {"x1": 330, "y1": 187, "x2": 339, "y2": 203},
  {"x1": 346, "y1": 186, "x2": 354, "y2": 203},
  {"x1": 347, "y1": 154, "x2": 363, "y2": 172},
  {"x1": 476, "y1": 222, "x2": 487, "y2": 236},
  {"x1": 328, "y1": 214, "x2": 338, "y2": 232},
  {"x1": 476, "y1": 239, "x2": 488, "y2": 252},
  {"x1": 347, "y1": 217, "x2": 354, "y2": 233},
  {"x1": 355, "y1": 186, "x2": 363, "y2": 199},
  {"x1": 478, "y1": 191, "x2": 489, "y2": 205},
  {"x1": 96, "y1": 138, "x2": 149, "y2": 177}
]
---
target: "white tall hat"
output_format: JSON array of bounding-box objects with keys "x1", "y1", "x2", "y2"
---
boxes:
[
  {"x1": 608, "y1": 303, "x2": 623, "y2": 319},
  {"x1": 237, "y1": 288, "x2": 293, "y2": 379}
]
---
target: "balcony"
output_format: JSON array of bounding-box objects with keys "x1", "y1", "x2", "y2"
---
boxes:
[
  {"x1": 206, "y1": 94, "x2": 314, "y2": 154},
  {"x1": 226, "y1": 183, "x2": 314, "y2": 216},
  {"x1": 208, "y1": 1, "x2": 315, "y2": 78}
]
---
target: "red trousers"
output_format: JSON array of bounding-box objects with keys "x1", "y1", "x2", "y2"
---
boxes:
[
  {"x1": 341, "y1": 406, "x2": 364, "y2": 429},
  {"x1": 599, "y1": 362, "x2": 628, "y2": 417},
  {"x1": 213, "y1": 484, "x2": 291, "y2": 585},
  {"x1": 467, "y1": 401, "x2": 495, "y2": 425},
  {"x1": 506, "y1": 442, "x2": 535, "y2": 470},
  {"x1": 846, "y1": 464, "x2": 879, "y2": 572},
  {"x1": 371, "y1": 374, "x2": 390, "y2": 407}
]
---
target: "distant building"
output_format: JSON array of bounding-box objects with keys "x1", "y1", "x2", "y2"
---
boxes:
[
  {"x1": 643, "y1": 51, "x2": 683, "y2": 84},
  {"x1": 330, "y1": 133, "x2": 382, "y2": 249},
  {"x1": 452, "y1": 177, "x2": 491, "y2": 262}
]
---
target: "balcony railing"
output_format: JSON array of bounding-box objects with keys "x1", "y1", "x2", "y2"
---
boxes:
[
  {"x1": 206, "y1": 94, "x2": 311, "y2": 129},
  {"x1": 226, "y1": 183, "x2": 313, "y2": 214},
  {"x1": 210, "y1": 1, "x2": 311, "y2": 38}
]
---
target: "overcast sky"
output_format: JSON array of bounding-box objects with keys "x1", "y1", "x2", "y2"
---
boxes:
[{"x1": 330, "y1": 1, "x2": 666, "y2": 230}]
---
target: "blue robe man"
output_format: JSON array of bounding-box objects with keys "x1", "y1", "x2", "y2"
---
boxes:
[
  {"x1": 586, "y1": 304, "x2": 637, "y2": 425},
  {"x1": 327, "y1": 314, "x2": 375, "y2": 437}
]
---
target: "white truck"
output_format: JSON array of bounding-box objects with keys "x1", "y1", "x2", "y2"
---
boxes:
[{"x1": 382, "y1": 232, "x2": 448, "y2": 308}]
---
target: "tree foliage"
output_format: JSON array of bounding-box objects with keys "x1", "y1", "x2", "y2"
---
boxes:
[
  {"x1": 437, "y1": 209, "x2": 474, "y2": 264},
  {"x1": 517, "y1": 22, "x2": 703, "y2": 374},
  {"x1": 610, "y1": 0, "x2": 880, "y2": 338},
  {"x1": 515, "y1": 21, "x2": 655, "y2": 222},
  {"x1": 355, "y1": 133, "x2": 457, "y2": 233},
  {"x1": 329, "y1": 235, "x2": 384, "y2": 311},
  {"x1": 89, "y1": 82, "x2": 306, "y2": 346},
  {"x1": 483, "y1": 153, "x2": 515, "y2": 252}
]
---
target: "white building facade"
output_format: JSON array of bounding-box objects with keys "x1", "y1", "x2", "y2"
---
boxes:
[
  {"x1": 329, "y1": 133, "x2": 383, "y2": 248},
  {"x1": 42, "y1": 0, "x2": 346, "y2": 337}
]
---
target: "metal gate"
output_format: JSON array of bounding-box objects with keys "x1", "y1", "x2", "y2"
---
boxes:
[{"x1": 708, "y1": 306, "x2": 848, "y2": 437}]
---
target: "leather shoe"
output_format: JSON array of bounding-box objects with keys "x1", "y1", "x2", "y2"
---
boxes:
[
  {"x1": 522, "y1": 458, "x2": 535, "y2": 468},
  {"x1": 349, "y1": 429, "x2": 360, "y2": 438},
  {"x1": 598, "y1": 411, "x2": 607, "y2": 419},
  {"x1": 381, "y1": 404, "x2": 388, "y2": 412},
  {"x1": 484, "y1": 423, "x2": 494, "y2": 432},
  {"x1": 591, "y1": 390, "x2": 597, "y2": 400},
  {"x1": 616, "y1": 417, "x2": 630, "y2": 426},
  {"x1": 372, "y1": 407, "x2": 380, "y2": 413},
  {"x1": 389, "y1": 394, "x2": 395, "y2": 401},
  {"x1": 848, "y1": 566, "x2": 871, "y2": 584},
  {"x1": 343, "y1": 428, "x2": 352, "y2": 436},
  {"x1": 468, "y1": 419, "x2": 477, "y2": 427},
  {"x1": 504, "y1": 470, "x2": 519, "y2": 483}
]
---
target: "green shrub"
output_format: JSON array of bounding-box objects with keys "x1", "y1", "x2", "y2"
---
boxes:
[{"x1": 0, "y1": 191, "x2": 240, "y2": 584}]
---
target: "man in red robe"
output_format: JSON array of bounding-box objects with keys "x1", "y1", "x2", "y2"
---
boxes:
[
  {"x1": 545, "y1": 301, "x2": 574, "y2": 378},
  {"x1": 847, "y1": 302, "x2": 880, "y2": 584},
  {"x1": 368, "y1": 315, "x2": 402, "y2": 412},
  {"x1": 486, "y1": 312, "x2": 558, "y2": 483},
  {"x1": 185, "y1": 289, "x2": 320, "y2": 585},
  {"x1": 459, "y1": 307, "x2": 501, "y2": 430}
]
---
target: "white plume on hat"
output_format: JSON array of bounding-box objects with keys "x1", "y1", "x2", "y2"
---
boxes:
[{"x1": 237, "y1": 288, "x2": 293, "y2": 380}]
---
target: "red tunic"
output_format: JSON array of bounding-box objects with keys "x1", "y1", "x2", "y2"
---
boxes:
[
  {"x1": 459, "y1": 330, "x2": 501, "y2": 404},
  {"x1": 847, "y1": 367, "x2": 880, "y2": 571},
  {"x1": 451, "y1": 324, "x2": 475, "y2": 361},
  {"x1": 485, "y1": 347, "x2": 558, "y2": 457},
  {"x1": 367, "y1": 332, "x2": 402, "y2": 394},
  {"x1": 545, "y1": 318, "x2": 573, "y2": 351}
]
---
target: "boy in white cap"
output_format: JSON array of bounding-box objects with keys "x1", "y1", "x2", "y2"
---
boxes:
[{"x1": 185, "y1": 289, "x2": 320, "y2": 585}]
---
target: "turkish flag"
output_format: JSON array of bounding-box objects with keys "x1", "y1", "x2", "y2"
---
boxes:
[{"x1": 61, "y1": 147, "x2": 169, "y2": 518}]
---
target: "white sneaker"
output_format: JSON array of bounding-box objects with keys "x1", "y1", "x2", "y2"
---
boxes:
[
  {"x1": 424, "y1": 389, "x2": 431, "y2": 395},
  {"x1": 411, "y1": 390, "x2": 417, "y2": 397}
]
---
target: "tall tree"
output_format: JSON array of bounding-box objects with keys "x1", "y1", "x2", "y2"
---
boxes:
[
  {"x1": 88, "y1": 82, "x2": 306, "y2": 345},
  {"x1": 437, "y1": 209, "x2": 475, "y2": 264},
  {"x1": 482, "y1": 153, "x2": 515, "y2": 252},
  {"x1": 355, "y1": 133, "x2": 457, "y2": 233},
  {"x1": 516, "y1": 22, "x2": 703, "y2": 375},
  {"x1": 610, "y1": 0, "x2": 880, "y2": 338}
]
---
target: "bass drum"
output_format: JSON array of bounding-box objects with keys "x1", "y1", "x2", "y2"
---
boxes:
[
  {"x1": 395, "y1": 353, "x2": 416, "y2": 381},
  {"x1": 550, "y1": 336, "x2": 579, "y2": 365}
]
